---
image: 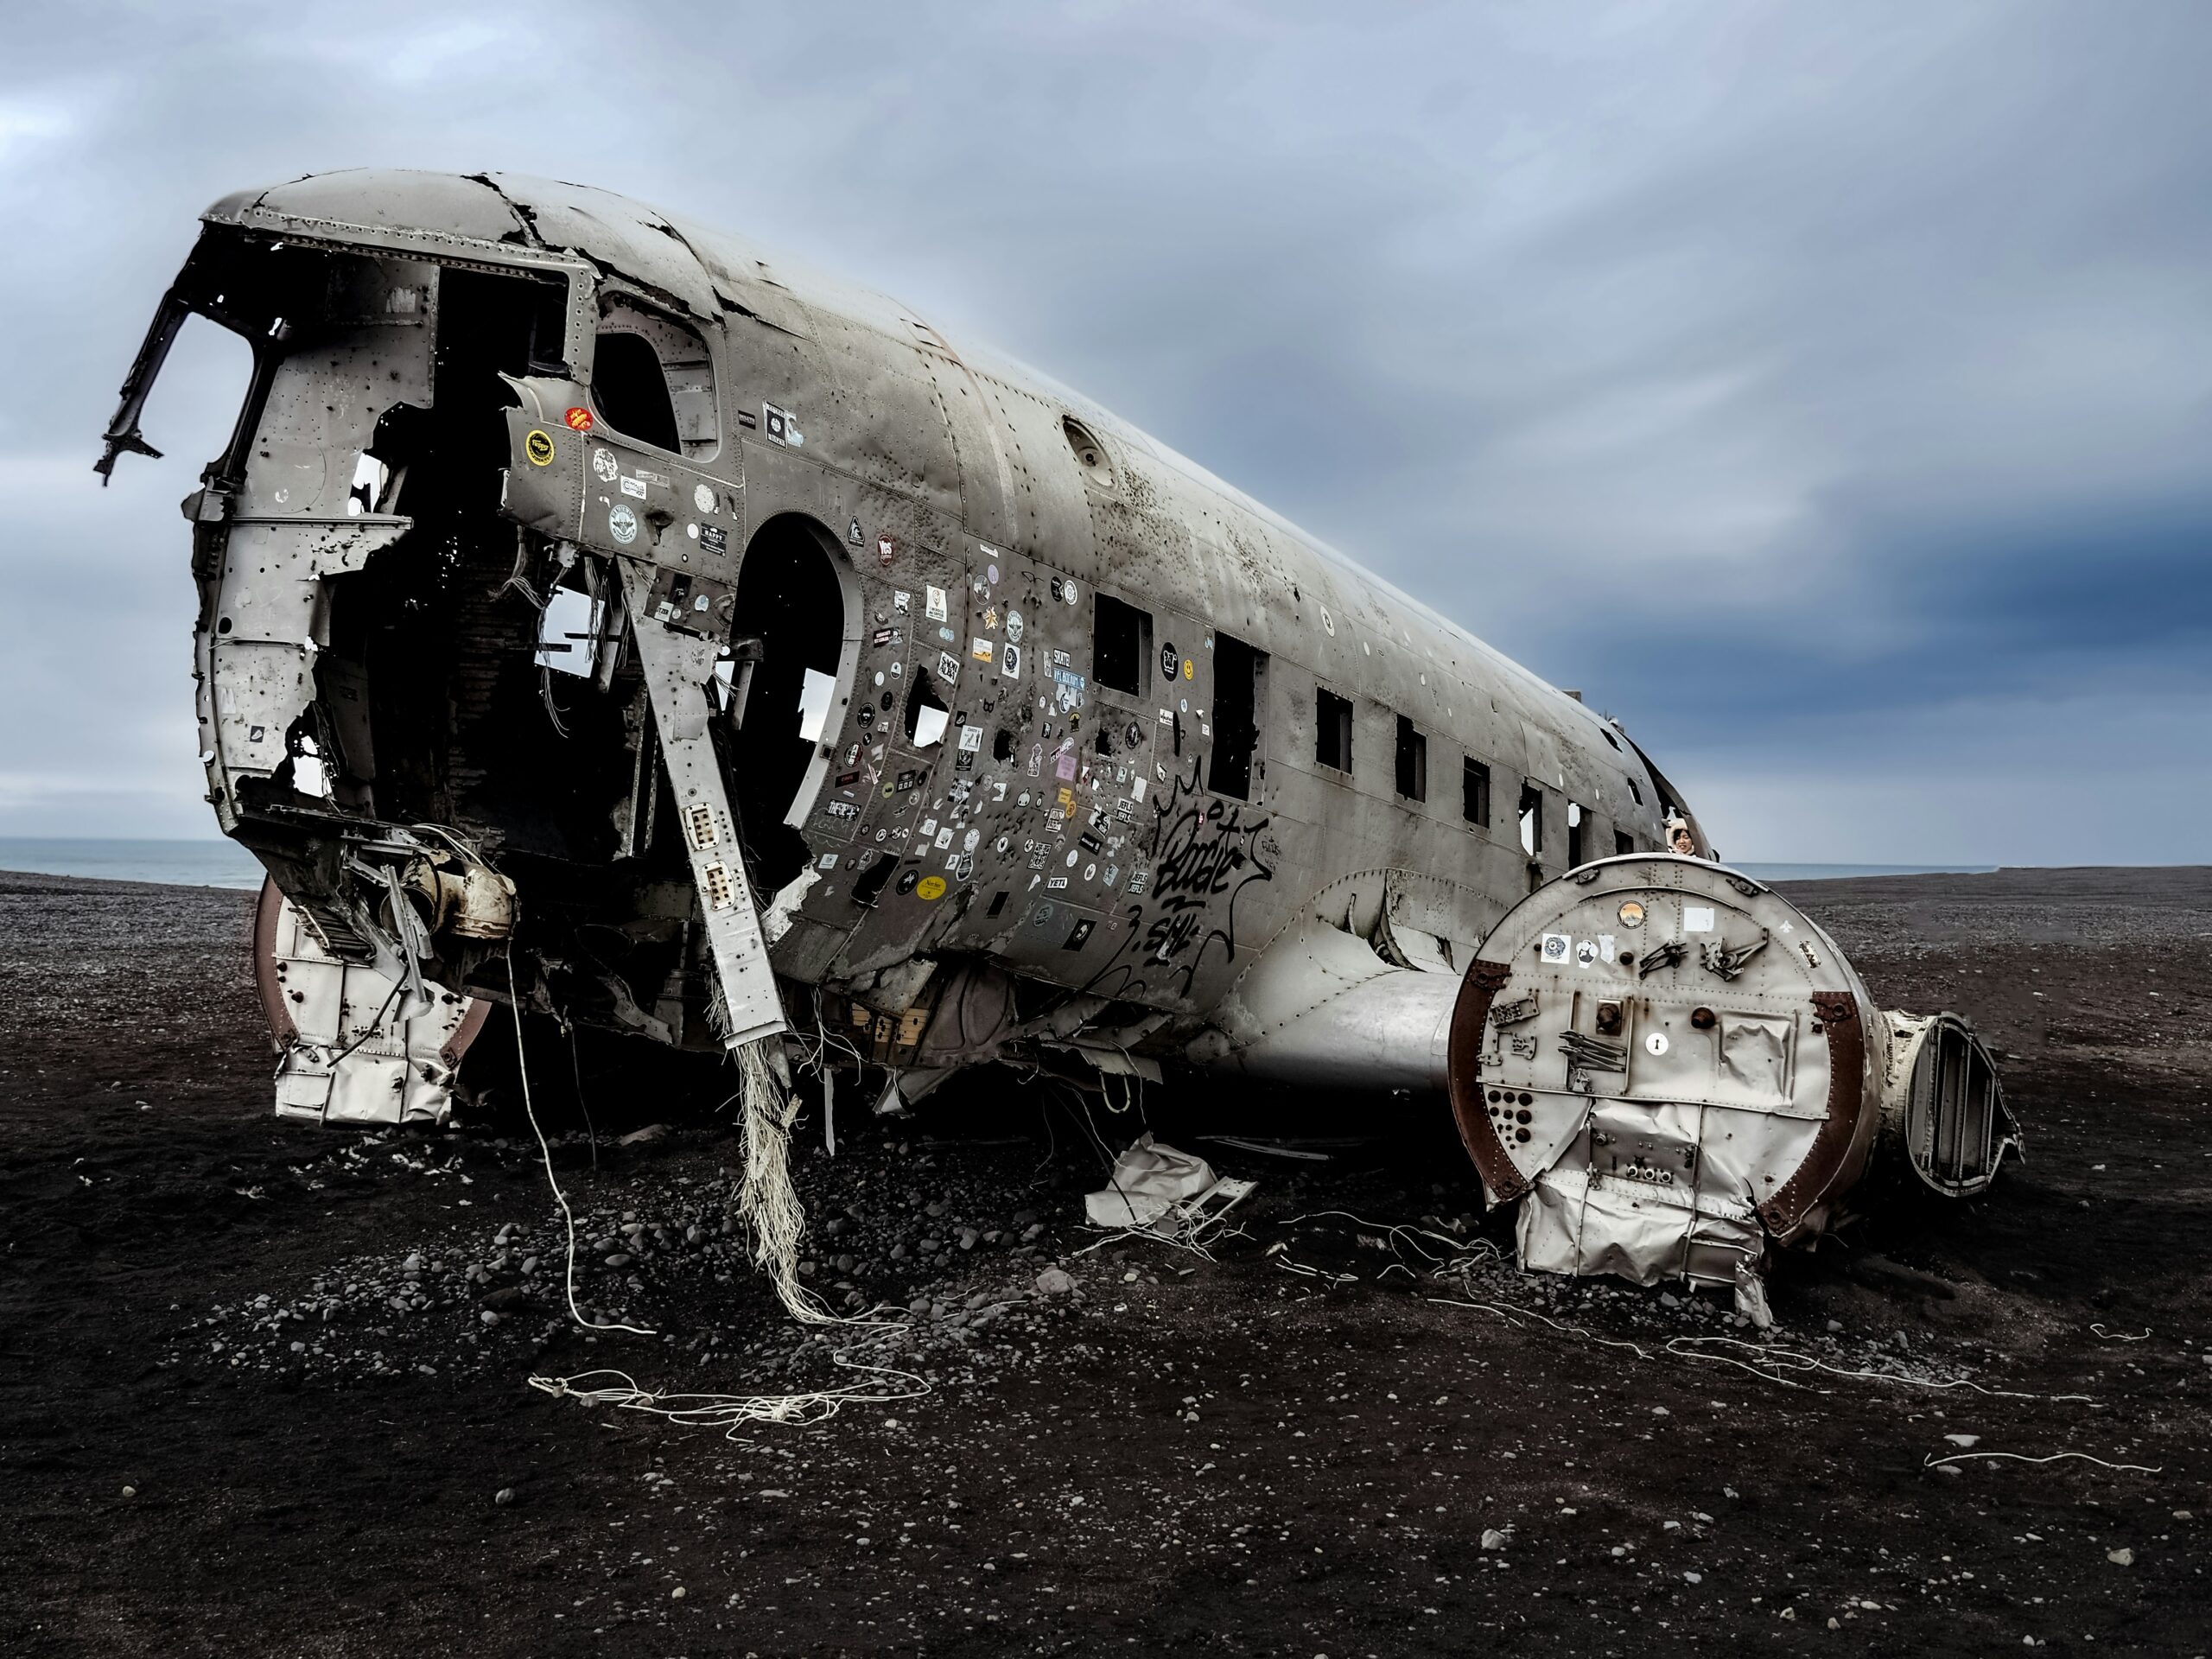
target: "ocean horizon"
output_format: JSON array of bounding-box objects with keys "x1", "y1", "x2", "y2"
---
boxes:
[{"x1": 0, "y1": 836, "x2": 2006, "y2": 893}]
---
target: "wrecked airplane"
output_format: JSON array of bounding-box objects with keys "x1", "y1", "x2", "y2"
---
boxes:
[{"x1": 99, "y1": 170, "x2": 2019, "y2": 1306}]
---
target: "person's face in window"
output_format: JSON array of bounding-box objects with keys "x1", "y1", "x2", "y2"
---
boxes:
[{"x1": 1672, "y1": 830, "x2": 1694, "y2": 855}]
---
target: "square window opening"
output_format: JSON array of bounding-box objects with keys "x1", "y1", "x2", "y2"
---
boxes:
[
  {"x1": 1463, "y1": 757, "x2": 1491, "y2": 826},
  {"x1": 1207, "y1": 633, "x2": 1265, "y2": 801},
  {"x1": 592, "y1": 299, "x2": 719, "y2": 459},
  {"x1": 1315, "y1": 689, "x2": 1353, "y2": 772},
  {"x1": 1092, "y1": 594, "x2": 1151, "y2": 697},
  {"x1": 1395, "y1": 715, "x2": 1427, "y2": 802}
]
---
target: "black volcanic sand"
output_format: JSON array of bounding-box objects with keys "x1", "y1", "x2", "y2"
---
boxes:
[{"x1": 2, "y1": 864, "x2": 2209, "y2": 1657}]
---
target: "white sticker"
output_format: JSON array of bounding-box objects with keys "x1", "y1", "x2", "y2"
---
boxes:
[
  {"x1": 957, "y1": 724, "x2": 982, "y2": 753},
  {"x1": 1645, "y1": 1032, "x2": 1670, "y2": 1056},
  {"x1": 893, "y1": 590, "x2": 912, "y2": 614},
  {"x1": 1541, "y1": 933, "x2": 1571, "y2": 964},
  {"x1": 1001, "y1": 643, "x2": 1022, "y2": 679},
  {"x1": 607, "y1": 504, "x2": 638, "y2": 544},
  {"x1": 934, "y1": 827, "x2": 955, "y2": 850},
  {"x1": 620, "y1": 475, "x2": 647, "y2": 499},
  {"x1": 970, "y1": 637, "x2": 994, "y2": 663},
  {"x1": 591, "y1": 448, "x2": 620, "y2": 482},
  {"x1": 1005, "y1": 608, "x2": 1024, "y2": 644},
  {"x1": 925, "y1": 586, "x2": 949, "y2": 622},
  {"x1": 1599, "y1": 933, "x2": 1617, "y2": 960},
  {"x1": 762, "y1": 402, "x2": 801, "y2": 446},
  {"x1": 1574, "y1": 939, "x2": 1599, "y2": 967},
  {"x1": 1684, "y1": 906, "x2": 1716, "y2": 934},
  {"x1": 693, "y1": 482, "x2": 715, "y2": 515},
  {"x1": 1064, "y1": 580, "x2": 1080, "y2": 607}
]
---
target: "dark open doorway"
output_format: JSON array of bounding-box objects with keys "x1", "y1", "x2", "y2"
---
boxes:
[{"x1": 723, "y1": 515, "x2": 847, "y2": 893}]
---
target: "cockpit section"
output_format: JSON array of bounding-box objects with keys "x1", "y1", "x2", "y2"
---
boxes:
[{"x1": 100, "y1": 204, "x2": 802, "y2": 1052}]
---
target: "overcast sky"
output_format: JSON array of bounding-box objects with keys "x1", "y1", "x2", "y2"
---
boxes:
[{"x1": 3, "y1": 2, "x2": 2206, "y2": 863}]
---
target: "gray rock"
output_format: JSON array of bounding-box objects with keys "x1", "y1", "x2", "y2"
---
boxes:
[{"x1": 1035, "y1": 1268, "x2": 1076, "y2": 1296}]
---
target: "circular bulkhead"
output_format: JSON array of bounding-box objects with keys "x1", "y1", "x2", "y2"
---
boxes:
[{"x1": 1445, "y1": 855, "x2": 1885, "y2": 1287}]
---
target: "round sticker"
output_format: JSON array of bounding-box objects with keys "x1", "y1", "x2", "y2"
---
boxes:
[
  {"x1": 607, "y1": 504, "x2": 638, "y2": 545},
  {"x1": 591, "y1": 448, "x2": 620, "y2": 482},
  {"x1": 895, "y1": 869, "x2": 919, "y2": 896},
  {"x1": 986, "y1": 563, "x2": 1001, "y2": 584},
  {"x1": 1005, "y1": 609, "x2": 1024, "y2": 644},
  {"x1": 1320, "y1": 606, "x2": 1335, "y2": 637},
  {"x1": 1063, "y1": 580, "x2": 1080, "y2": 607},
  {"x1": 693, "y1": 482, "x2": 715, "y2": 515},
  {"x1": 563, "y1": 406, "x2": 594, "y2": 433},
  {"x1": 524, "y1": 429, "x2": 556, "y2": 467},
  {"x1": 916, "y1": 875, "x2": 947, "y2": 901},
  {"x1": 1160, "y1": 642, "x2": 1178, "y2": 682},
  {"x1": 1644, "y1": 1032, "x2": 1670, "y2": 1057},
  {"x1": 1618, "y1": 899, "x2": 1646, "y2": 929},
  {"x1": 1181, "y1": 658, "x2": 1194, "y2": 681}
]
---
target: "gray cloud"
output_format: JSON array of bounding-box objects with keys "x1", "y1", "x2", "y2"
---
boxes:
[{"x1": 3, "y1": 0, "x2": 2206, "y2": 859}]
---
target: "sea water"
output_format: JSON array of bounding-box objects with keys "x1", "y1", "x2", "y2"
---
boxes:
[{"x1": 0, "y1": 837, "x2": 264, "y2": 890}]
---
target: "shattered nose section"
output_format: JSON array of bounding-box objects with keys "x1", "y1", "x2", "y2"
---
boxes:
[{"x1": 1446, "y1": 855, "x2": 2018, "y2": 1314}]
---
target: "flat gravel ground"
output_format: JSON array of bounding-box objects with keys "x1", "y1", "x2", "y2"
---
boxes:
[{"x1": 1, "y1": 865, "x2": 2207, "y2": 1657}]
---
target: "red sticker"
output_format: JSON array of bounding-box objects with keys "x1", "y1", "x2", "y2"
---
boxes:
[{"x1": 563, "y1": 407, "x2": 594, "y2": 432}]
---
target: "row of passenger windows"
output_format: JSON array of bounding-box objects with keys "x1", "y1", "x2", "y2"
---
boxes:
[
  {"x1": 1092, "y1": 591, "x2": 1637, "y2": 863},
  {"x1": 1317, "y1": 688, "x2": 1635, "y2": 863},
  {"x1": 1093, "y1": 594, "x2": 1263, "y2": 802}
]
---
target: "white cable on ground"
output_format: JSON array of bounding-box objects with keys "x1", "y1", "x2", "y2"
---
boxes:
[
  {"x1": 527, "y1": 1356, "x2": 929, "y2": 1439},
  {"x1": 1429, "y1": 1282, "x2": 2098, "y2": 1403},
  {"x1": 523, "y1": 1019, "x2": 922, "y2": 1433},
  {"x1": 1662, "y1": 1333, "x2": 2093, "y2": 1402},
  {"x1": 2089, "y1": 1324, "x2": 2150, "y2": 1342},
  {"x1": 1923, "y1": 1448, "x2": 2162, "y2": 1474},
  {"x1": 507, "y1": 948, "x2": 656, "y2": 1338}
]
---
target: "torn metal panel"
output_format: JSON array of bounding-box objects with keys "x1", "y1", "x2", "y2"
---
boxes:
[
  {"x1": 254, "y1": 879, "x2": 484, "y2": 1127},
  {"x1": 620, "y1": 557, "x2": 786, "y2": 1047}
]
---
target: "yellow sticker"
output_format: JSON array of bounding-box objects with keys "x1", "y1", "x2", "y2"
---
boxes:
[
  {"x1": 524, "y1": 429, "x2": 556, "y2": 467},
  {"x1": 916, "y1": 875, "x2": 947, "y2": 901},
  {"x1": 1181, "y1": 658, "x2": 1194, "y2": 680}
]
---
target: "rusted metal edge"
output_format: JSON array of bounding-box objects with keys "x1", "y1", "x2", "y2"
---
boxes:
[
  {"x1": 1758, "y1": 989, "x2": 1865, "y2": 1239},
  {"x1": 1446, "y1": 958, "x2": 1525, "y2": 1201},
  {"x1": 251, "y1": 875, "x2": 296, "y2": 1050}
]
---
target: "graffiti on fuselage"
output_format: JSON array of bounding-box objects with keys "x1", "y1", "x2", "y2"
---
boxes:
[{"x1": 1085, "y1": 759, "x2": 1275, "y2": 1000}]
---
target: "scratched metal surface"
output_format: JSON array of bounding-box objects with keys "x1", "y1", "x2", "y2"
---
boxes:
[{"x1": 128, "y1": 168, "x2": 1681, "y2": 1063}]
